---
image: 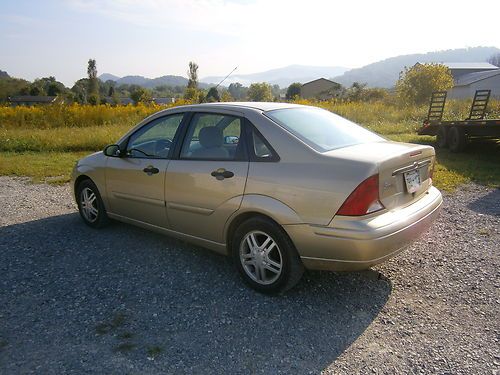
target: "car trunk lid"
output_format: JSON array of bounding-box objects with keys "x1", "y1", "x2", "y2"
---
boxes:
[{"x1": 324, "y1": 141, "x2": 435, "y2": 210}]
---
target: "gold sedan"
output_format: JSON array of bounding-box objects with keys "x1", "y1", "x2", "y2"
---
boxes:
[{"x1": 72, "y1": 103, "x2": 442, "y2": 293}]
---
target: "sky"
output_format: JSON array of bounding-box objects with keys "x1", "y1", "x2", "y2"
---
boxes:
[{"x1": 1, "y1": 0, "x2": 499, "y2": 87}]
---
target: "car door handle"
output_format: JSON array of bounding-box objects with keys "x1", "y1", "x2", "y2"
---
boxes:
[
  {"x1": 211, "y1": 168, "x2": 234, "y2": 180},
  {"x1": 143, "y1": 166, "x2": 159, "y2": 175}
]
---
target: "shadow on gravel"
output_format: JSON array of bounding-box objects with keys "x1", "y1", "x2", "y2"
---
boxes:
[
  {"x1": 467, "y1": 188, "x2": 500, "y2": 216},
  {"x1": 0, "y1": 214, "x2": 392, "y2": 374}
]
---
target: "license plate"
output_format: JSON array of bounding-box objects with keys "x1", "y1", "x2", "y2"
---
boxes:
[{"x1": 404, "y1": 169, "x2": 421, "y2": 194}]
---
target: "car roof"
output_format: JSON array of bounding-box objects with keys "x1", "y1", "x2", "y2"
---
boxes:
[{"x1": 167, "y1": 102, "x2": 304, "y2": 113}]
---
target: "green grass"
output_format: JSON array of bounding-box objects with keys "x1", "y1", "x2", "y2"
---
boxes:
[
  {"x1": 432, "y1": 142, "x2": 500, "y2": 191},
  {"x1": 0, "y1": 151, "x2": 88, "y2": 184},
  {"x1": 0, "y1": 125, "x2": 131, "y2": 152}
]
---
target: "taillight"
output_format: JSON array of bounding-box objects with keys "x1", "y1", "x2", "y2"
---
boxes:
[{"x1": 336, "y1": 174, "x2": 385, "y2": 216}]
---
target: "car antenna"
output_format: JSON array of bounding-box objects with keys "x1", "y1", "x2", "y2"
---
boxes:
[{"x1": 215, "y1": 66, "x2": 238, "y2": 89}]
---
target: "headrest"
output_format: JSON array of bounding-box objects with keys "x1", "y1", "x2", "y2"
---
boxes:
[{"x1": 199, "y1": 126, "x2": 223, "y2": 148}]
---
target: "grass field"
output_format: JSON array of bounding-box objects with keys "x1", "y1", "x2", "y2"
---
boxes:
[{"x1": 0, "y1": 100, "x2": 499, "y2": 190}]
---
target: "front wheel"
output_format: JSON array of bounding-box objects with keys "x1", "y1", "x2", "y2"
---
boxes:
[
  {"x1": 232, "y1": 217, "x2": 304, "y2": 294},
  {"x1": 76, "y1": 179, "x2": 109, "y2": 228}
]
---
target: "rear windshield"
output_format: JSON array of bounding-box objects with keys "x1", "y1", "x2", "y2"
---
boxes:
[{"x1": 265, "y1": 107, "x2": 384, "y2": 152}]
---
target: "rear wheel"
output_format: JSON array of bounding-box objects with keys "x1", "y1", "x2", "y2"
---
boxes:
[
  {"x1": 232, "y1": 217, "x2": 304, "y2": 294},
  {"x1": 76, "y1": 179, "x2": 109, "y2": 228},
  {"x1": 448, "y1": 126, "x2": 467, "y2": 152},
  {"x1": 436, "y1": 126, "x2": 448, "y2": 148}
]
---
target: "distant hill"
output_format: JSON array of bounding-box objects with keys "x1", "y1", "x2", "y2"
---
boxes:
[
  {"x1": 0, "y1": 70, "x2": 10, "y2": 79},
  {"x1": 99, "y1": 73, "x2": 120, "y2": 82},
  {"x1": 99, "y1": 74, "x2": 210, "y2": 88},
  {"x1": 333, "y1": 46, "x2": 500, "y2": 88},
  {"x1": 201, "y1": 65, "x2": 349, "y2": 87},
  {"x1": 98, "y1": 47, "x2": 500, "y2": 90}
]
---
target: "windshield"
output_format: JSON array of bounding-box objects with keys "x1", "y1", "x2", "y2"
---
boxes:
[{"x1": 265, "y1": 107, "x2": 384, "y2": 152}]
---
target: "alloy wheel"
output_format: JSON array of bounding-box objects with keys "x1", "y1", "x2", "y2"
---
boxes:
[
  {"x1": 80, "y1": 187, "x2": 99, "y2": 223},
  {"x1": 239, "y1": 230, "x2": 283, "y2": 285}
]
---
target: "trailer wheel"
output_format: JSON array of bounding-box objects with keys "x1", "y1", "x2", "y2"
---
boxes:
[
  {"x1": 436, "y1": 126, "x2": 448, "y2": 148},
  {"x1": 448, "y1": 126, "x2": 467, "y2": 152}
]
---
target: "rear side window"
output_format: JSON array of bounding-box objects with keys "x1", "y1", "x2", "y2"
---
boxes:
[
  {"x1": 265, "y1": 107, "x2": 383, "y2": 152},
  {"x1": 180, "y1": 113, "x2": 245, "y2": 160}
]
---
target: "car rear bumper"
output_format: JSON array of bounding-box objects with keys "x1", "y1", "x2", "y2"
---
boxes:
[{"x1": 283, "y1": 186, "x2": 443, "y2": 271}]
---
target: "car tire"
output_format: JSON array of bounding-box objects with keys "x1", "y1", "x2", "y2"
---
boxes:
[
  {"x1": 232, "y1": 217, "x2": 304, "y2": 294},
  {"x1": 76, "y1": 179, "x2": 109, "y2": 228},
  {"x1": 448, "y1": 126, "x2": 467, "y2": 152},
  {"x1": 436, "y1": 126, "x2": 448, "y2": 148}
]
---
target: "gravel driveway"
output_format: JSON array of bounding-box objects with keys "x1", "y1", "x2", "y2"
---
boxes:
[{"x1": 0, "y1": 176, "x2": 498, "y2": 374}]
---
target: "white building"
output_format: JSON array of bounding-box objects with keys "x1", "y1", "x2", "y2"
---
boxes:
[{"x1": 447, "y1": 69, "x2": 500, "y2": 99}]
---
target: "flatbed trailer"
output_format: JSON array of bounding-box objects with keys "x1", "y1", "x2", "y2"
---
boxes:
[{"x1": 418, "y1": 90, "x2": 500, "y2": 152}]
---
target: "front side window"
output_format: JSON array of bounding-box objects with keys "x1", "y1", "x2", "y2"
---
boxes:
[
  {"x1": 265, "y1": 107, "x2": 384, "y2": 152},
  {"x1": 180, "y1": 113, "x2": 244, "y2": 160},
  {"x1": 127, "y1": 113, "x2": 184, "y2": 158}
]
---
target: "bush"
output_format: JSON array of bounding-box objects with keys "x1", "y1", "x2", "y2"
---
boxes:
[
  {"x1": 396, "y1": 63, "x2": 454, "y2": 105},
  {"x1": 247, "y1": 83, "x2": 273, "y2": 101},
  {"x1": 286, "y1": 83, "x2": 301, "y2": 100}
]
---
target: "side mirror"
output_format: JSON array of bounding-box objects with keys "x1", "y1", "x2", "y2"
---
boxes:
[
  {"x1": 224, "y1": 135, "x2": 239, "y2": 144},
  {"x1": 103, "y1": 144, "x2": 122, "y2": 157}
]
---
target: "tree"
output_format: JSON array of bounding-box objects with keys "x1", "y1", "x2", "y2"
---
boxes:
[
  {"x1": 183, "y1": 87, "x2": 199, "y2": 102},
  {"x1": 359, "y1": 87, "x2": 389, "y2": 102},
  {"x1": 286, "y1": 82, "x2": 302, "y2": 100},
  {"x1": 130, "y1": 87, "x2": 152, "y2": 105},
  {"x1": 206, "y1": 87, "x2": 220, "y2": 102},
  {"x1": 71, "y1": 78, "x2": 89, "y2": 103},
  {"x1": 0, "y1": 77, "x2": 30, "y2": 102},
  {"x1": 396, "y1": 63, "x2": 454, "y2": 105},
  {"x1": 220, "y1": 90, "x2": 233, "y2": 102},
  {"x1": 343, "y1": 82, "x2": 388, "y2": 102},
  {"x1": 271, "y1": 84, "x2": 281, "y2": 99},
  {"x1": 47, "y1": 82, "x2": 62, "y2": 96},
  {"x1": 197, "y1": 90, "x2": 207, "y2": 103},
  {"x1": 228, "y1": 82, "x2": 247, "y2": 100},
  {"x1": 187, "y1": 61, "x2": 199, "y2": 89},
  {"x1": 488, "y1": 53, "x2": 500, "y2": 67},
  {"x1": 87, "y1": 93, "x2": 99, "y2": 105},
  {"x1": 247, "y1": 82, "x2": 273, "y2": 101},
  {"x1": 29, "y1": 85, "x2": 44, "y2": 96},
  {"x1": 87, "y1": 59, "x2": 99, "y2": 104}
]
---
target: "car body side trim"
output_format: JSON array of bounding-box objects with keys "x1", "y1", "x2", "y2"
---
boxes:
[
  {"x1": 112, "y1": 191, "x2": 164, "y2": 207},
  {"x1": 166, "y1": 202, "x2": 214, "y2": 215}
]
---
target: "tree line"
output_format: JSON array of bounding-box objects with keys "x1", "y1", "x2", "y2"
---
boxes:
[{"x1": 3, "y1": 53, "x2": 499, "y2": 105}]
